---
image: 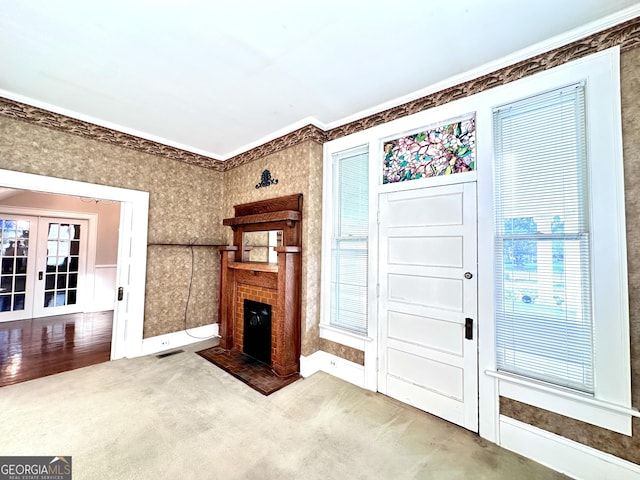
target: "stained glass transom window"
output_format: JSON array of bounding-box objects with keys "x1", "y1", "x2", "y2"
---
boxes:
[{"x1": 383, "y1": 116, "x2": 476, "y2": 184}]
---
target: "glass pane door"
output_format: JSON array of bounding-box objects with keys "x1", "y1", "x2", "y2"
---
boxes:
[
  {"x1": 33, "y1": 218, "x2": 88, "y2": 318},
  {"x1": 44, "y1": 222, "x2": 80, "y2": 308},
  {"x1": 0, "y1": 215, "x2": 38, "y2": 322},
  {"x1": 0, "y1": 219, "x2": 30, "y2": 313}
]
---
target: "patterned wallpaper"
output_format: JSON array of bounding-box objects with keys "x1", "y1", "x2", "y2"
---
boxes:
[
  {"x1": 142, "y1": 148, "x2": 226, "y2": 337},
  {"x1": 0, "y1": 97, "x2": 224, "y2": 171},
  {"x1": 145, "y1": 245, "x2": 220, "y2": 337},
  {"x1": 323, "y1": 17, "x2": 640, "y2": 143},
  {"x1": 0, "y1": 116, "x2": 226, "y2": 338},
  {"x1": 622, "y1": 47, "x2": 640, "y2": 415},
  {"x1": 0, "y1": 113, "x2": 324, "y2": 348},
  {"x1": 222, "y1": 141, "x2": 323, "y2": 356},
  {"x1": 320, "y1": 339, "x2": 365, "y2": 366}
]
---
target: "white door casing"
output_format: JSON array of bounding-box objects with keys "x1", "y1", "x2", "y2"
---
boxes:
[
  {"x1": 112, "y1": 201, "x2": 134, "y2": 360},
  {"x1": 0, "y1": 168, "x2": 149, "y2": 360},
  {"x1": 378, "y1": 181, "x2": 478, "y2": 432}
]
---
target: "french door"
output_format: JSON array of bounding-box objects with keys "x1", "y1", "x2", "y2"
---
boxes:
[
  {"x1": 0, "y1": 215, "x2": 34, "y2": 320},
  {"x1": 0, "y1": 215, "x2": 88, "y2": 321}
]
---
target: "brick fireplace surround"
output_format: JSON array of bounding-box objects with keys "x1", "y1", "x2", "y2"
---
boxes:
[
  {"x1": 235, "y1": 284, "x2": 277, "y2": 358},
  {"x1": 218, "y1": 194, "x2": 302, "y2": 377}
]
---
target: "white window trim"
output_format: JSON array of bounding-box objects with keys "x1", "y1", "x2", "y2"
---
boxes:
[
  {"x1": 319, "y1": 323, "x2": 372, "y2": 351},
  {"x1": 487, "y1": 370, "x2": 640, "y2": 434},
  {"x1": 479, "y1": 47, "x2": 634, "y2": 436},
  {"x1": 320, "y1": 143, "x2": 371, "y2": 344},
  {"x1": 321, "y1": 139, "x2": 379, "y2": 390},
  {"x1": 321, "y1": 46, "x2": 634, "y2": 437}
]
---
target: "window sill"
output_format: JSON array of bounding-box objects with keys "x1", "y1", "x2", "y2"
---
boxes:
[
  {"x1": 485, "y1": 370, "x2": 639, "y2": 436},
  {"x1": 319, "y1": 324, "x2": 372, "y2": 351}
]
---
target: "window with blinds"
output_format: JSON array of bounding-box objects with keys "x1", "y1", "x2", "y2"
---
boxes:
[
  {"x1": 493, "y1": 83, "x2": 594, "y2": 393},
  {"x1": 329, "y1": 148, "x2": 369, "y2": 334}
]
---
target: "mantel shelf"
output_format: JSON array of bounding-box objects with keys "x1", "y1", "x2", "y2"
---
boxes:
[
  {"x1": 222, "y1": 210, "x2": 300, "y2": 227},
  {"x1": 228, "y1": 261, "x2": 278, "y2": 273}
]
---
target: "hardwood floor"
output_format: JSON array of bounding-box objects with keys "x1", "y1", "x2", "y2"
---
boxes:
[{"x1": 0, "y1": 311, "x2": 113, "y2": 387}]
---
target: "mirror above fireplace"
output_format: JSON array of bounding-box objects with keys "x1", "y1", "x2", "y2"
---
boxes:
[{"x1": 243, "y1": 230, "x2": 283, "y2": 264}]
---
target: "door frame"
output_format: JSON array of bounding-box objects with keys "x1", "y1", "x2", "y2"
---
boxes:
[
  {"x1": 0, "y1": 168, "x2": 149, "y2": 360},
  {"x1": 0, "y1": 208, "x2": 97, "y2": 320}
]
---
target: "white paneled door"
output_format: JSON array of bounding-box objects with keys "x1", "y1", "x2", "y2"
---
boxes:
[{"x1": 378, "y1": 182, "x2": 478, "y2": 432}]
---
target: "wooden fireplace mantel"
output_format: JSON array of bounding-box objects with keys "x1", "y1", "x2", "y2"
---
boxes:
[
  {"x1": 228, "y1": 261, "x2": 279, "y2": 273},
  {"x1": 218, "y1": 194, "x2": 302, "y2": 376},
  {"x1": 222, "y1": 210, "x2": 300, "y2": 229}
]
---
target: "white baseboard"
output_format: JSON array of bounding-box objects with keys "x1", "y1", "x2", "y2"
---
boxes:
[
  {"x1": 499, "y1": 416, "x2": 640, "y2": 480},
  {"x1": 300, "y1": 351, "x2": 324, "y2": 377},
  {"x1": 300, "y1": 350, "x2": 365, "y2": 388},
  {"x1": 141, "y1": 324, "x2": 219, "y2": 356}
]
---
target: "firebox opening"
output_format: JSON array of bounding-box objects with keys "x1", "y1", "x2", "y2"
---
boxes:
[{"x1": 243, "y1": 299, "x2": 272, "y2": 365}]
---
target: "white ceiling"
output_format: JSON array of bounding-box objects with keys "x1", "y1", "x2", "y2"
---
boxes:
[{"x1": 1, "y1": 1, "x2": 638, "y2": 160}]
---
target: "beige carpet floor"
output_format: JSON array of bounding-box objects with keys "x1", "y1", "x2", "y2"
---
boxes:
[{"x1": 0, "y1": 340, "x2": 568, "y2": 480}]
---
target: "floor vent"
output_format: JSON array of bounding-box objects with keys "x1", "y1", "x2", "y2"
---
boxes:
[{"x1": 156, "y1": 349, "x2": 184, "y2": 359}]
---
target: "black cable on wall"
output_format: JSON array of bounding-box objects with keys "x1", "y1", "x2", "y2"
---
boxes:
[{"x1": 147, "y1": 240, "x2": 224, "y2": 340}]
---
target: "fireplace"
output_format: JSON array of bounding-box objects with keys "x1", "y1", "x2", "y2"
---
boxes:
[
  {"x1": 243, "y1": 299, "x2": 272, "y2": 365},
  {"x1": 218, "y1": 194, "x2": 302, "y2": 376}
]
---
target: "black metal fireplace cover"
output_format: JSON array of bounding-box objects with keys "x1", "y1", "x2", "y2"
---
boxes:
[{"x1": 243, "y1": 299, "x2": 272, "y2": 365}]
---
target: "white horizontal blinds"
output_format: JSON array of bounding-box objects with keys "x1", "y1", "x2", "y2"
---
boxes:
[
  {"x1": 493, "y1": 83, "x2": 594, "y2": 393},
  {"x1": 330, "y1": 148, "x2": 369, "y2": 333}
]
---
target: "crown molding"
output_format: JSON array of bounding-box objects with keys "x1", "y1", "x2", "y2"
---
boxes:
[
  {"x1": 325, "y1": 15, "x2": 640, "y2": 141},
  {"x1": 0, "y1": 15, "x2": 638, "y2": 173},
  {"x1": 222, "y1": 124, "x2": 327, "y2": 171},
  {"x1": 0, "y1": 96, "x2": 226, "y2": 172},
  {"x1": 224, "y1": 15, "x2": 640, "y2": 167}
]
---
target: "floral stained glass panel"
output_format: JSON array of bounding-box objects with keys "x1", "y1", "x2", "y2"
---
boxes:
[{"x1": 383, "y1": 117, "x2": 476, "y2": 183}]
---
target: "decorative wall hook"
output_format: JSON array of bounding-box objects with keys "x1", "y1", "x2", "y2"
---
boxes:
[{"x1": 256, "y1": 169, "x2": 278, "y2": 189}]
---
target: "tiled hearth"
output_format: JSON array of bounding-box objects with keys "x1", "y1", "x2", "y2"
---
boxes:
[{"x1": 196, "y1": 346, "x2": 300, "y2": 395}]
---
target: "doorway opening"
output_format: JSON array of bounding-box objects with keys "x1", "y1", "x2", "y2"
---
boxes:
[{"x1": 0, "y1": 169, "x2": 149, "y2": 365}]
